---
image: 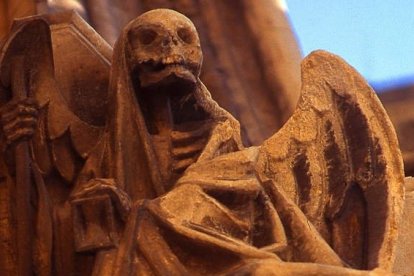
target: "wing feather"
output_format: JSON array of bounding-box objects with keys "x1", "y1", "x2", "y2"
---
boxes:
[{"x1": 257, "y1": 50, "x2": 404, "y2": 270}]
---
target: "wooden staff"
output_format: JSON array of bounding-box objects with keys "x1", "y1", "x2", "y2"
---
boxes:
[{"x1": 11, "y1": 56, "x2": 32, "y2": 276}]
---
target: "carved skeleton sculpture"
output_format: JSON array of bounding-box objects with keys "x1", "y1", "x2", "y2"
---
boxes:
[
  {"x1": 125, "y1": 10, "x2": 235, "y2": 187},
  {"x1": 75, "y1": 9, "x2": 242, "y2": 198},
  {"x1": 0, "y1": 9, "x2": 406, "y2": 276},
  {"x1": 71, "y1": 8, "x2": 244, "y2": 260},
  {"x1": 0, "y1": 10, "x2": 242, "y2": 275},
  {"x1": 81, "y1": 10, "x2": 404, "y2": 276}
]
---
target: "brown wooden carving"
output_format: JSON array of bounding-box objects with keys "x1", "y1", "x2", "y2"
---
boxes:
[{"x1": 0, "y1": 9, "x2": 406, "y2": 276}]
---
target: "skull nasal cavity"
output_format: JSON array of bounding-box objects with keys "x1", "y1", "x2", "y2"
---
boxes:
[{"x1": 162, "y1": 36, "x2": 177, "y2": 47}]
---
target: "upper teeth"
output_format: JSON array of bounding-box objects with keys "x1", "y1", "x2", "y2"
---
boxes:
[
  {"x1": 163, "y1": 57, "x2": 172, "y2": 64},
  {"x1": 163, "y1": 57, "x2": 177, "y2": 65},
  {"x1": 162, "y1": 55, "x2": 184, "y2": 65}
]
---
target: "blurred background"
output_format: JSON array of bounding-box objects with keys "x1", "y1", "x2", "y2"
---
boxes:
[{"x1": 286, "y1": 0, "x2": 414, "y2": 93}]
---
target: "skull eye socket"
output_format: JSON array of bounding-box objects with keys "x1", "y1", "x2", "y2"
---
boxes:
[
  {"x1": 137, "y1": 28, "x2": 158, "y2": 45},
  {"x1": 177, "y1": 27, "x2": 194, "y2": 44}
]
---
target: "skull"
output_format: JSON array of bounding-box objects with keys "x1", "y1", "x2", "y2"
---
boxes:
[{"x1": 127, "y1": 9, "x2": 202, "y2": 88}]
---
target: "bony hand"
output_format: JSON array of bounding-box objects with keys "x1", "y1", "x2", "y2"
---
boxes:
[
  {"x1": 0, "y1": 98, "x2": 38, "y2": 146},
  {"x1": 71, "y1": 178, "x2": 131, "y2": 222}
]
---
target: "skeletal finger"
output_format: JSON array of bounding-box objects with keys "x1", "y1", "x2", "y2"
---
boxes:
[
  {"x1": 0, "y1": 97, "x2": 38, "y2": 121},
  {"x1": 3, "y1": 116, "x2": 37, "y2": 134},
  {"x1": 17, "y1": 104, "x2": 38, "y2": 116},
  {"x1": 6, "y1": 128, "x2": 34, "y2": 144},
  {"x1": 1, "y1": 106, "x2": 38, "y2": 124}
]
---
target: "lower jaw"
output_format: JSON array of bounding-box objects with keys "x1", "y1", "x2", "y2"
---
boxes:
[{"x1": 139, "y1": 67, "x2": 197, "y2": 89}]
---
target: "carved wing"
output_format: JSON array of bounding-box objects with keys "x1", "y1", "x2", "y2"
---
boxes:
[
  {"x1": 256, "y1": 50, "x2": 404, "y2": 271},
  {"x1": 1, "y1": 12, "x2": 111, "y2": 184}
]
